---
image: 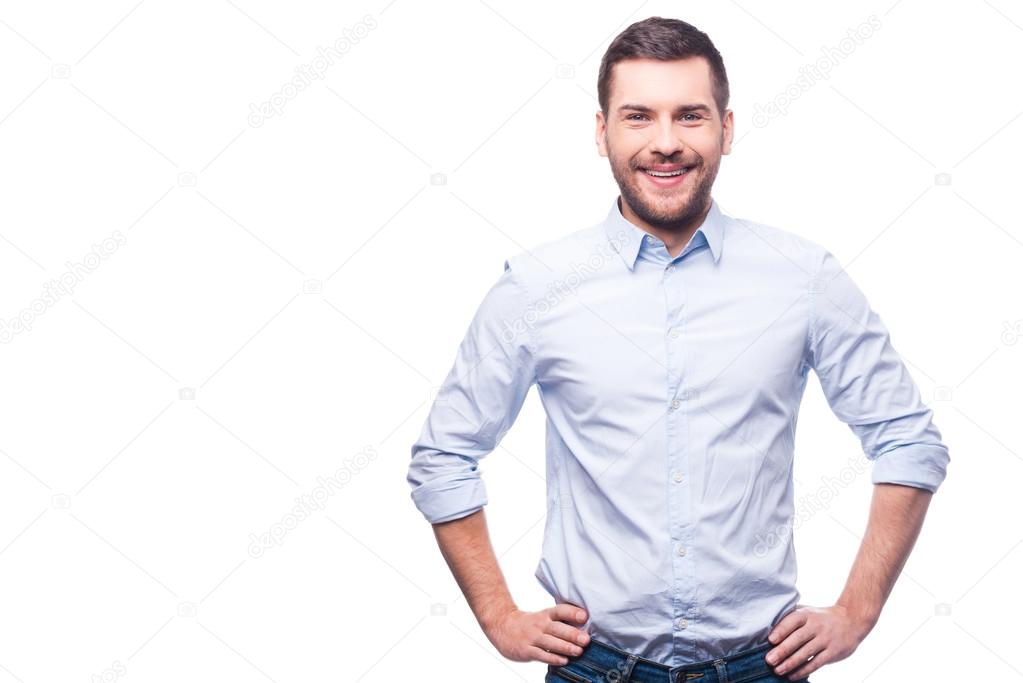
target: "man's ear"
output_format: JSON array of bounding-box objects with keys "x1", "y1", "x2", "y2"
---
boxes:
[
  {"x1": 595, "y1": 111, "x2": 608, "y2": 158},
  {"x1": 721, "y1": 109, "x2": 734, "y2": 156}
]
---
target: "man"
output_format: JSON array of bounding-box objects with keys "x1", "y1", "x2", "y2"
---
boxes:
[{"x1": 407, "y1": 16, "x2": 949, "y2": 683}]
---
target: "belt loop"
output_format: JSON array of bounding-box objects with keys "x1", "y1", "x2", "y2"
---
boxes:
[
  {"x1": 712, "y1": 658, "x2": 728, "y2": 683},
  {"x1": 618, "y1": 653, "x2": 638, "y2": 683}
]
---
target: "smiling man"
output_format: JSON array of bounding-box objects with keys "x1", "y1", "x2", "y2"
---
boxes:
[{"x1": 407, "y1": 16, "x2": 948, "y2": 683}]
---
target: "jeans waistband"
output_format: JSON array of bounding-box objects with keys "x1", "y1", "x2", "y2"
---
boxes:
[{"x1": 548, "y1": 636, "x2": 783, "y2": 683}]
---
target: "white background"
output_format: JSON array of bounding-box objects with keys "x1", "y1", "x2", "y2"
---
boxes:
[{"x1": 0, "y1": 1, "x2": 1020, "y2": 681}]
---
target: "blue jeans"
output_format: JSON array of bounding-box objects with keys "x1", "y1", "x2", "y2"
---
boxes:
[{"x1": 545, "y1": 636, "x2": 810, "y2": 683}]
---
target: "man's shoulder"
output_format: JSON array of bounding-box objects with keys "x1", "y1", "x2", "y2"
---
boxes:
[
  {"x1": 721, "y1": 209, "x2": 829, "y2": 273},
  {"x1": 503, "y1": 221, "x2": 610, "y2": 284}
]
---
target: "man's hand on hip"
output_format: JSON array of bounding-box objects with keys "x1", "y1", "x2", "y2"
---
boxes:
[
  {"x1": 483, "y1": 603, "x2": 591, "y2": 666},
  {"x1": 765, "y1": 603, "x2": 875, "y2": 680}
]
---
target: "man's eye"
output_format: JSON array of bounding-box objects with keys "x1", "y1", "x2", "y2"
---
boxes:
[{"x1": 625, "y1": 113, "x2": 700, "y2": 121}]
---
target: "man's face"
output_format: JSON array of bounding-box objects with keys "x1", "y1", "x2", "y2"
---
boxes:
[{"x1": 596, "y1": 57, "x2": 733, "y2": 230}]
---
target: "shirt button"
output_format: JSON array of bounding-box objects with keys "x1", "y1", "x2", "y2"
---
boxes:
[
  {"x1": 670, "y1": 399, "x2": 681, "y2": 410},
  {"x1": 667, "y1": 264, "x2": 676, "y2": 274},
  {"x1": 673, "y1": 470, "x2": 684, "y2": 483},
  {"x1": 675, "y1": 618, "x2": 688, "y2": 630},
  {"x1": 677, "y1": 545, "x2": 687, "y2": 556},
  {"x1": 669, "y1": 327, "x2": 680, "y2": 339}
]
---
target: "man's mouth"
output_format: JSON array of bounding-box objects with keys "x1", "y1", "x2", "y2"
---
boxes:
[{"x1": 638, "y1": 164, "x2": 695, "y2": 186}]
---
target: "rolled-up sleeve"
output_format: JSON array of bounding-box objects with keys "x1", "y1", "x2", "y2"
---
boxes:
[
  {"x1": 808, "y1": 248, "x2": 950, "y2": 493},
  {"x1": 407, "y1": 258, "x2": 538, "y2": 523}
]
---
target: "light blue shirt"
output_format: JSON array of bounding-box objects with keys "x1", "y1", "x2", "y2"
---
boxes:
[{"x1": 407, "y1": 195, "x2": 949, "y2": 666}]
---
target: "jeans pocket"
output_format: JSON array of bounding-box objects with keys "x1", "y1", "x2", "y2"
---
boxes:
[{"x1": 547, "y1": 663, "x2": 593, "y2": 682}]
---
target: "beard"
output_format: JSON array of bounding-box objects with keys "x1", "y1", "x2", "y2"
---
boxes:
[{"x1": 609, "y1": 145, "x2": 720, "y2": 232}]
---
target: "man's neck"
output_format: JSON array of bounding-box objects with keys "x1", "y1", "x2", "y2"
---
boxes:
[{"x1": 620, "y1": 196, "x2": 712, "y2": 259}]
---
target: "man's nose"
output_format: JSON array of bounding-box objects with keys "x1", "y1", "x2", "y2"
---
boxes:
[{"x1": 648, "y1": 121, "x2": 684, "y2": 157}]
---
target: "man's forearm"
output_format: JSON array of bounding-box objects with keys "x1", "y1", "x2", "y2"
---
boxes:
[
  {"x1": 432, "y1": 508, "x2": 516, "y2": 630},
  {"x1": 836, "y1": 482, "x2": 933, "y2": 630},
  {"x1": 766, "y1": 482, "x2": 935, "y2": 677}
]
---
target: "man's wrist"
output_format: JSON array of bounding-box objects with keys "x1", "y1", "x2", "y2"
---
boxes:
[
  {"x1": 478, "y1": 599, "x2": 518, "y2": 632},
  {"x1": 836, "y1": 599, "x2": 880, "y2": 637}
]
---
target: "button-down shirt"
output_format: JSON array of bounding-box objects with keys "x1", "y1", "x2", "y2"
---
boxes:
[{"x1": 407, "y1": 195, "x2": 950, "y2": 665}]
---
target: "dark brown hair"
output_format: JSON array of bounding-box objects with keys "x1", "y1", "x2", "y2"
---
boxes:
[{"x1": 598, "y1": 17, "x2": 729, "y2": 120}]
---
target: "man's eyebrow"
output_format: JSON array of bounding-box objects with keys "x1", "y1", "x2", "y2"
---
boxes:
[{"x1": 617, "y1": 103, "x2": 712, "y2": 115}]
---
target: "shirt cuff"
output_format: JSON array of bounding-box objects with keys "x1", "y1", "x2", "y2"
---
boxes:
[
  {"x1": 410, "y1": 472, "x2": 489, "y2": 524},
  {"x1": 870, "y1": 443, "x2": 950, "y2": 493}
]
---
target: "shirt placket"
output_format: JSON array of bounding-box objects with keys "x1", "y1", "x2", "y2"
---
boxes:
[{"x1": 662, "y1": 249, "x2": 696, "y2": 664}]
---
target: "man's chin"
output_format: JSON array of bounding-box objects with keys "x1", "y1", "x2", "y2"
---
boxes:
[
  {"x1": 626, "y1": 192, "x2": 705, "y2": 225},
  {"x1": 635, "y1": 189, "x2": 692, "y2": 212}
]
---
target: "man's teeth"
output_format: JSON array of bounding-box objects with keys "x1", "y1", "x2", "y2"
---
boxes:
[{"x1": 644, "y1": 168, "x2": 689, "y2": 177}]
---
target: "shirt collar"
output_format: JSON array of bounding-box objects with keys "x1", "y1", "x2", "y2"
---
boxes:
[{"x1": 604, "y1": 195, "x2": 725, "y2": 270}]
